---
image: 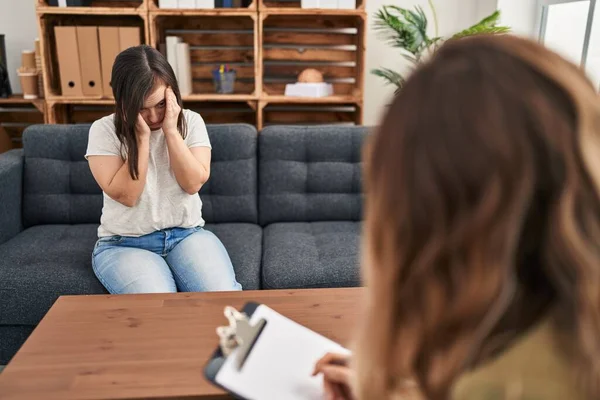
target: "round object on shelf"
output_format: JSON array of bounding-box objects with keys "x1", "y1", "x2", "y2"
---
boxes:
[{"x1": 298, "y1": 68, "x2": 324, "y2": 83}]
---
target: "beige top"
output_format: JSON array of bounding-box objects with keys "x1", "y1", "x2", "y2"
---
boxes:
[
  {"x1": 452, "y1": 318, "x2": 584, "y2": 400},
  {"x1": 85, "y1": 109, "x2": 211, "y2": 238}
]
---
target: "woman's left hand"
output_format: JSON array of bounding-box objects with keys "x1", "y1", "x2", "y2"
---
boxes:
[{"x1": 163, "y1": 86, "x2": 181, "y2": 135}]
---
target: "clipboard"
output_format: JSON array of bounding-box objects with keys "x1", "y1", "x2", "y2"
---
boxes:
[{"x1": 204, "y1": 302, "x2": 349, "y2": 400}]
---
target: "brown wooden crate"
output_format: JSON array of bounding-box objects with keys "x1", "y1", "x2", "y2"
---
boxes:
[
  {"x1": 0, "y1": 111, "x2": 44, "y2": 124},
  {"x1": 191, "y1": 48, "x2": 254, "y2": 63},
  {"x1": 192, "y1": 64, "x2": 254, "y2": 79},
  {"x1": 263, "y1": 48, "x2": 354, "y2": 62},
  {"x1": 201, "y1": 110, "x2": 255, "y2": 124},
  {"x1": 263, "y1": 31, "x2": 356, "y2": 46},
  {"x1": 264, "y1": 64, "x2": 356, "y2": 79},
  {"x1": 261, "y1": 0, "x2": 300, "y2": 7},
  {"x1": 263, "y1": 15, "x2": 360, "y2": 29},
  {"x1": 158, "y1": 16, "x2": 253, "y2": 31},
  {"x1": 192, "y1": 80, "x2": 255, "y2": 94},
  {"x1": 39, "y1": 0, "x2": 143, "y2": 7},
  {"x1": 264, "y1": 82, "x2": 355, "y2": 95},
  {"x1": 1, "y1": 125, "x2": 27, "y2": 139},
  {"x1": 41, "y1": 13, "x2": 146, "y2": 98},
  {"x1": 185, "y1": 101, "x2": 256, "y2": 124},
  {"x1": 261, "y1": 0, "x2": 363, "y2": 7},
  {"x1": 264, "y1": 109, "x2": 355, "y2": 124},
  {"x1": 70, "y1": 106, "x2": 115, "y2": 123},
  {"x1": 175, "y1": 32, "x2": 254, "y2": 47}
]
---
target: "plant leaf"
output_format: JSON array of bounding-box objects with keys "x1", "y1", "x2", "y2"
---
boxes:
[
  {"x1": 373, "y1": 5, "x2": 430, "y2": 55},
  {"x1": 452, "y1": 10, "x2": 510, "y2": 39},
  {"x1": 452, "y1": 26, "x2": 510, "y2": 39},
  {"x1": 371, "y1": 67, "x2": 406, "y2": 89}
]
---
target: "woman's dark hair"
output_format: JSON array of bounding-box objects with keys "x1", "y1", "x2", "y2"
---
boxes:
[{"x1": 111, "y1": 45, "x2": 187, "y2": 179}]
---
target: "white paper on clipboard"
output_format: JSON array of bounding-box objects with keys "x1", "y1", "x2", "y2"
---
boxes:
[{"x1": 215, "y1": 304, "x2": 350, "y2": 400}]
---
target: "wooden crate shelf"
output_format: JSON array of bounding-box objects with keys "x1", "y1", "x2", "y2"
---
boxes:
[
  {"x1": 148, "y1": 0, "x2": 257, "y2": 11},
  {"x1": 260, "y1": 101, "x2": 361, "y2": 126},
  {"x1": 186, "y1": 101, "x2": 257, "y2": 125},
  {"x1": 260, "y1": 13, "x2": 365, "y2": 99},
  {"x1": 38, "y1": 13, "x2": 149, "y2": 101},
  {"x1": 0, "y1": 96, "x2": 46, "y2": 152},
  {"x1": 259, "y1": 0, "x2": 364, "y2": 11},
  {"x1": 263, "y1": 94, "x2": 360, "y2": 103},
  {"x1": 34, "y1": 0, "x2": 366, "y2": 127},
  {"x1": 36, "y1": 0, "x2": 145, "y2": 14},
  {"x1": 260, "y1": 8, "x2": 365, "y2": 14},
  {"x1": 150, "y1": 13, "x2": 259, "y2": 96},
  {"x1": 46, "y1": 97, "x2": 258, "y2": 124}
]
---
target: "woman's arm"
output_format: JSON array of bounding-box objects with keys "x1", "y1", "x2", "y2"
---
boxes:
[
  {"x1": 88, "y1": 115, "x2": 151, "y2": 207},
  {"x1": 163, "y1": 87, "x2": 211, "y2": 194}
]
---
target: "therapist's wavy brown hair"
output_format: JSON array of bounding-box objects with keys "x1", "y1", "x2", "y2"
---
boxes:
[{"x1": 354, "y1": 34, "x2": 600, "y2": 399}]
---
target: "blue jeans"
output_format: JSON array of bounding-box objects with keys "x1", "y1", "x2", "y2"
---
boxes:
[{"x1": 92, "y1": 227, "x2": 242, "y2": 294}]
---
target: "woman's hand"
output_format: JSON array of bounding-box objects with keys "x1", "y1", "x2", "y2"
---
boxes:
[
  {"x1": 313, "y1": 352, "x2": 355, "y2": 400},
  {"x1": 136, "y1": 113, "x2": 151, "y2": 141},
  {"x1": 163, "y1": 86, "x2": 181, "y2": 135}
]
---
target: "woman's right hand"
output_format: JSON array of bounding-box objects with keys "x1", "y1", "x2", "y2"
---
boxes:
[
  {"x1": 136, "y1": 114, "x2": 151, "y2": 140},
  {"x1": 313, "y1": 352, "x2": 355, "y2": 400}
]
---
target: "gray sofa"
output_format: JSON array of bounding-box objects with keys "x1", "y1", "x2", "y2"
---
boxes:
[{"x1": 0, "y1": 123, "x2": 367, "y2": 364}]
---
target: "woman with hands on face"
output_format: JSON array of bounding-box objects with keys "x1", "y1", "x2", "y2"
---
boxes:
[{"x1": 85, "y1": 45, "x2": 242, "y2": 294}]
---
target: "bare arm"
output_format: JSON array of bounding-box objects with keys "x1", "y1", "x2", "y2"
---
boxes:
[
  {"x1": 162, "y1": 87, "x2": 211, "y2": 194},
  {"x1": 166, "y1": 136, "x2": 210, "y2": 194},
  {"x1": 88, "y1": 116, "x2": 151, "y2": 207}
]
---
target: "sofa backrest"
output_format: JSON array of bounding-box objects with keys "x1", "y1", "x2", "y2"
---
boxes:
[
  {"x1": 199, "y1": 124, "x2": 258, "y2": 223},
  {"x1": 23, "y1": 124, "x2": 101, "y2": 227},
  {"x1": 22, "y1": 123, "x2": 258, "y2": 227},
  {"x1": 258, "y1": 125, "x2": 368, "y2": 225}
]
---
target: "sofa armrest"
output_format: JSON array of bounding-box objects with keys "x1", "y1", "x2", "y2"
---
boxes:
[{"x1": 0, "y1": 149, "x2": 24, "y2": 245}]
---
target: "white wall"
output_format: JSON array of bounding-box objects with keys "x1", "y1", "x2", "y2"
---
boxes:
[
  {"x1": 0, "y1": 0, "x2": 39, "y2": 94},
  {"x1": 476, "y1": 0, "x2": 499, "y2": 20},
  {"x1": 363, "y1": 0, "x2": 480, "y2": 125},
  {"x1": 497, "y1": 0, "x2": 538, "y2": 38}
]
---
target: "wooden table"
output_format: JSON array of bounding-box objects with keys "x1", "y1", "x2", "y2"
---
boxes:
[{"x1": 0, "y1": 288, "x2": 363, "y2": 400}]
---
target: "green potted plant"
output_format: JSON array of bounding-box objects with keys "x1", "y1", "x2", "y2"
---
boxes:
[{"x1": 372, "y1": 0, "x2": 510, "y2": 92}]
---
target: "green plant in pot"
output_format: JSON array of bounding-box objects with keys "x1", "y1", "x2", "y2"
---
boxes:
[{"x1": 372, "y1": 0, "x2": 510, "y2": 92}]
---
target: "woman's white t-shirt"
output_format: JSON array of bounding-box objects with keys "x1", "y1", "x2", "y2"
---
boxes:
[{"x1": 85, "y1": 109, "x2": 211, "y2": 238}]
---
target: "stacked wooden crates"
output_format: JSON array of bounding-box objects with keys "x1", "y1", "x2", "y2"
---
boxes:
[{"x1": 35, "y1": 0, "x2": 366, "y2": 128}]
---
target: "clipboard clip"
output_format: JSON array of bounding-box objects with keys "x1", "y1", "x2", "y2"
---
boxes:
[{"x1": 216, "y1": 306, "x2": 267, "y2": 370}]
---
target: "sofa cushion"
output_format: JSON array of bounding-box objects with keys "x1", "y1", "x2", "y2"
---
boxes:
[
  {"x1": 262, "y1": 222, "x2": 361, "y2": 289},
  {"x1": 199, "y1": 124, "x2": 258, "y2": 224},
  {"x1": 0, "y1": 223, "x2": 262, "y2": 326},
  {"x1": 205, "y1": 223, "x2": 262, "y2": 290},
  {"x1": 21, "y1": 123, "x2": 258, "y2": 227},
  {"x1": 259, "y1": 125, "x2": 368, "y2": 225},
  {"x1": 0, "y1": 326, "x2": 35, "y2": 365},
  {"x1": 0, "y1": 224, "x2": 106, "y2": 326}
]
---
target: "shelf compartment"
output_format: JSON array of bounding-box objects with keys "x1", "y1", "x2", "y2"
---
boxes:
[
  {"x1": 150, "y1": 13, "x2": 259, "y2": 96},
  {"x1": 261, "y1": 101, "x2": 361, "y2": 127},
  {"x1": 38, "y1": 13, "x2": 148, "y2": 99},
  {"x1": 260, "y1": 13, "x2": 365, "y2": 98},
  {"x1": 0, "y1": 101, "x2": 46, "y2": 151},
  {"x1": 36, "y1": 0, "x2": 146, "y2": 15},
  {"x1": 148, "y1": 0, "x2": 257, "y2": 11}
]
